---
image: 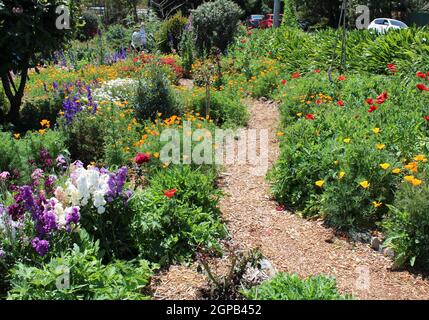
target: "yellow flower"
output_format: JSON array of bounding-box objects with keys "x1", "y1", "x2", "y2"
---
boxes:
[
  {"x1": 404, "y1": 162, "x2": 418, "y2": 173},
  {"x1": 334, "y1": 160, "x2": 339, "y2": 166},
  {"x1": 359, "y1": 180, "x2": 370, "y2": 189},
  {"x1": 411, "y1": 178, "x2": 423, "y2": 187},
  {"x1": 276, "y1": 132, "x2": 285, "y2": 137},
  {"x1": 343, "y1": 138, "x2": 351, "y2": 144},
  {"x1": 392, "y1": 168, "x2": 402, "y2": 174},
  {"x1": 404, "y1": 175, "x2": 415, "y2": 182},
  {"x1": 372, "y1": 128, "x2": 381, "y2": 134},
  {"x1": 339, "y1": 171, "x2": 346, "y2": 180},
  {"x1": 13, "y1": 133, "x2": 21, "y2": 139},
  {"x1": 153, "y1": 152, "x2": 160, "y2": 159},
  {"x1": 315, "y1": 180, "x2": 325, "y2": 188},
  {"x1": 38, "y1": 129, "x2": 46, "y2": 135},
  {"x1": 414, "y1": 155, "x2": 428, "y2": 163},
  {"x1": 372, "y1": 201, "x2": 383, "y2": 208},
  {"x1": 157, "y1": 112, "x2": 163, "y2": 117},
  {"x1": 296, "y1": 112, "x2": 302, "y2": 117},
  {"x1": 380, "y1": 163, "x2": 390, "y2": 170},
  {"x1": 376, "y1": 143, "x2": 386, "y2": 150},
  {"x1": 40, "y1": 119, "x2": 50, "y2": 128}
]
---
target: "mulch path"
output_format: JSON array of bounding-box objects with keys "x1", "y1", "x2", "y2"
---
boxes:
[{"x1": 152, "y1": 98, "x2": 429, "y2": 300}]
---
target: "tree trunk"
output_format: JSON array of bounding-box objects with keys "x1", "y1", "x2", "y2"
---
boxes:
[{"x1": 1, "y1": 55, "x2": 30, "y2": 126}]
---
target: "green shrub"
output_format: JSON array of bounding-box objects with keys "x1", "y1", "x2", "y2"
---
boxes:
[
  {"x1": 179, "y1": 28, "x2": 195, "y2": 77},
  {"x1": 133, "y1": 64, "x2": 182, "y2": 121},
  {"x1": 192, "y1": 0, "x2": 243, "y2": 55},
  {"x1": 77, "y1": 11, "x2": 99, "y2": 41},
  {"x1": 130, "y1": 166, "x2": 226, "y2": 265},
  {"x1": 105, "y1": 24, "x2": 133, "y2": 50},
  {"x1": 7, "y1": 234, "x2": 154, "y2": 300},
  {"x1": 62, "y1": 112, "x2": 106, "y2": 165},
  {"x1": 186, "y1": 89, "x2": 249, "y2": 128},
  {"x1": 384, "y1": 167, "x2": 429, "y2": 270},
  {"x1": 242, "y1": 273, "x2": 351, "y2": 300},
  {"x1": 156, "y1": 12, "x2": 188, "y2": 53},
  {"x1": 18, "y1": 96, "x2": 63, "y2": 132}
]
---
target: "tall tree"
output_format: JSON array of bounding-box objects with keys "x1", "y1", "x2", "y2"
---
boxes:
[{"x1": 0, "y1": 0, "x2": 79, "y2": 125}]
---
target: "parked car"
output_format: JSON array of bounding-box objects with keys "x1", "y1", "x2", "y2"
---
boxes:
[
  {"x1": 259, "y1": 14, "x2": 283, "y2": 29},
  {"x1": 247, "y1": 14, "x2": 264, "y2": 29},
  {"x1": 368, "y1": 18, "x2": 408, "y2": 33}
]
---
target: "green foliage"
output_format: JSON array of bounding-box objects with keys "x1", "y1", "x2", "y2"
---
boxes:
[
  {"x1": 179, "y1": 29, "x2": 196, "y2": 77},
  {"x1": 77, "y1": 10, "x2": 100, "y2": 41},
  {"x1": 0, "y1": 130, "x2": 66, "y2": 182},
  {"x1": 7, "y1": 234, "x2": 154, "y2": 300},
  {"x1": 384, "y1": 167, "x2": 429, "y2": 270},
  {"x1": 130, "y1": 166, "x2": 226, "y2": 265},
  {"x1": 18, "y1": 96, "x2": 63, "y2": 132},
  {"x1": 105, "y1": 24, "x2": 133, "y2": 50},
  {"x1": 192, "y1": 0, "x2": 243, "y2": 54},
  {"x1": 242, "y1": 273, "x2": 351, "y2": 300},
  {"x1": 185, "y1": 89, "x2": 249, "y2": 128},
  {"x1": 283, "y1": 0, "x2": 299, "y2": 28},
  {"x1": 61, "y1": 112, "x2": 106, "y2": 165},
  {"x1": 133, "y1": 64, "x2": 182, "y2": 121},
  {"x1": 156, "y1": 12, "x2": 188, "y2": 53}
]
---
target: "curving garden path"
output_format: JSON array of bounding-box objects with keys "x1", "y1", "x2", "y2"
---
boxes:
[{"x1": 153, "y1": 97, "x2": 429, "y2": 300}]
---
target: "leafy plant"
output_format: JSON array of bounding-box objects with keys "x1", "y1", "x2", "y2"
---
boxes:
[
  {"x1": 242, "y1": 273, "x2": 352, "y2": 300},
  {"x1": 7, "y1": 232, "x2": 155, "y2": 300}
]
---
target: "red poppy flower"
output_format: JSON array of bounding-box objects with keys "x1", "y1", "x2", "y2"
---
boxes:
[
  {"x1": 135, "y1": 153, "x2": 151, "y2": 165},
  {"x1": 424, "y1": 116, "x2": 429, "y2": 121},
  {"x1": 337, "y1": 100, "x2": 345, "y2": 107},
  {"x1": 164, "y1": 189, "x2": 177, "y2": 198},
  {"x1": 376, "y1": 91, "x2": 388, "y2": 104},
  {"x1": 315, "y1": 99, "x2": 322, "y2": 105},
  {"x1": 365, "y1": 98, "x2": 374, "y2": 105},
  {"x1": 417, "y1": 83, "x2": 429, "y2": 91},
  {"x1": 306, "y1": 114, "x2": 315, "y2": 120},
  {"x1": 416, "y1": 71, "x2": 427, "y2": 79},
  {"x1": 314, "y1": 69, "x2": 321, "y2": 73},
  {"x1": 368, "y1": 105, "x2": 378, "y2": 113},
  {"x1": 387, "y1": 64, "x2": 397, "y2": 73},
  {"x1": 281, "y1": 79, "x2": 287, "y2": 85},
  {"x1": 338, "y1": 75, "x2": 346, "y2": 81},
  {"x1": 276, "y1": 204, "x2": 286, "y2": 212},
  {"x1": 292, "y1": 72, "x2": 301, "y2": 79}
]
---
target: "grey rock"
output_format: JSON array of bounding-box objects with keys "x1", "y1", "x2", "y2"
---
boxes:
[{"x1": 371, "y1": 237, "x2": 382, "y2": 251}]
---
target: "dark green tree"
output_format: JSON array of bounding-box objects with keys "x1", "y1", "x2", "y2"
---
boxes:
[{"x1": 0, "y1": 0, "x2": 79, "y2": 125}]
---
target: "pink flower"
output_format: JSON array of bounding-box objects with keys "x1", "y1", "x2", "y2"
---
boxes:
[
  {"x1": 0, "y1": 171, "x2": 10, "y2": 181},
  {"x1": 135, "y1": 153, "x2": 151, "y2": 165}
]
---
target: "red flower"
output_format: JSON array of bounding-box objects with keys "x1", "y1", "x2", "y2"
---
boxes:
[
  {"x1": 135, "y1": 153, "x2": 151, "y2": 165},
  {"x1": 281, "y1": 79, "x2": 287, "y2": 85},
  {"x1": 164, "y1": 189, "x2": 177, "y2": 198},
  {"x1": 416, "y1": 71, "x2": 427, "y2": 79},
  {"x1": 417, "y1": 83, "x2": 429, "y2": 91},
  {"x1": 337, "y1": 100, "x2": 345, "y2": 107},
  {"x1": 365, "y1": 98, "x2": 374, "y2": 105},
  {"x1": 376, "y1": 91, "x2": 388, "y2": 104},
  {"x1": 314, "y1": 69, "x2": 321, "y2": 73},
  {"x1": 338, "y1": 75, "x2": 346, "y2": 81},
  {"x1": 306, "y1": 114, "x2": 315, "y2": 120},
  {"x1": 387, "y1": 63, "x2": 397, "y2": 73},
  {"x1": 241, "y1": 38, "x2": 247, "y2": 44},
  {"x1": 368, "y1": 105, "x2": 378, "y2": 113},
  {"x1": 315, "y1": 99, "x2": 322, "y2": 105},
  {"x1": 424, "y1": 116, "x2": 429, "y2": 121},
  {"x1": 276, "y1": 204, "x2": 286, "y2": 212},
  {"x1": 292, "y1": 72, "x2": 301, "y2": 79},
  {"x1": 247, "y1": 31, "x2": 253, "y2": 36}
]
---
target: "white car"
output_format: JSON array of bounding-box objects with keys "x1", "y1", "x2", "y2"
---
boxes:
[{"x1": 368, "y1": 18, "x2": 408, "y2": 33}]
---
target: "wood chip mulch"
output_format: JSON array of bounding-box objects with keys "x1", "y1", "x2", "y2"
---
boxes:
[{"x1": 152, "y1": 98, "x2": 429, "y2": 300}]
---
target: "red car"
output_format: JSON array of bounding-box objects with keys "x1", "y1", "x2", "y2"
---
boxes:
[{"x1": 259, "y1": 14, "x2": 283, "y2": 29}]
